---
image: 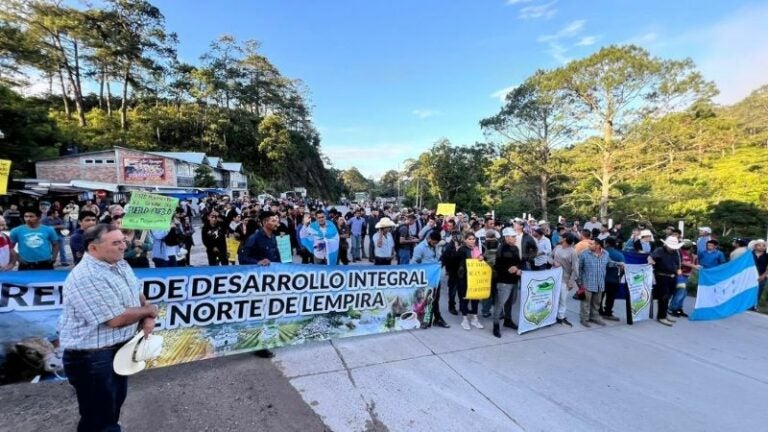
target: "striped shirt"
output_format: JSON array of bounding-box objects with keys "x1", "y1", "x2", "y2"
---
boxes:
[
  {"x1": 58, "y1": 253, "x2": 141, "y2": 349},
  {"x1": 577, "y1": 249, "x2": 616, "y2": 293}
]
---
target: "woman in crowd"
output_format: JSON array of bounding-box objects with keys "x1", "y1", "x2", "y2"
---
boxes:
[
  {"x1": 336, "y1": 215, "x2": 350, "y2": 265},
  {"x1": 202, "y1": 211, "x2": 228, "y2": 266},
  {"x1": 122, "y1": 228, "x2": 152, "y2": 268},
  {"x1": 443, "y1": 232, "x2": 485, "y2": 331}
]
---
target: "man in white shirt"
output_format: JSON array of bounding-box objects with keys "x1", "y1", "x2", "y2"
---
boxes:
[
  {"x1": 583, "y1": 217, "x2": 602, "y2": 232},
  {"x1": 532, "y1": 228, "x2": 552, "y2": 270}
]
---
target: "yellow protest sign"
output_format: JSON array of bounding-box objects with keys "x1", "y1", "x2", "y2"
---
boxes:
[
  {"x1": 436, "y1": 203, "x2": 456, "y2": 216},
  {"x1": 0, "y1": 160, "x2": 11, "y2": 195},
  {"x1": 226, "y1": 237, "x2": 240, "y2": 263},
  {"x1": 465, "y1": 259, "x2": 492, "y2": 300}
]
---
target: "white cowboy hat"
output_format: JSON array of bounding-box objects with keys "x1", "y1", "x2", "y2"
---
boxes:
[
  {"x1": 697, "y1": 226, "x2": 712, "y2": 234},
  {"x1": 113, "y1": 332, "x2": 164, "y2": 376},
  {"x1": 748, "y1": 239, "x2": 766, "y2": 250},
  {"x1": 375, "y1": 217, "x2": 397, "y2": 229},
  {"x1": 501, "y1": 227, "x2": 518, "y2": 237},
  {"x1": 661, "y1": 236, "x2": 684, "y2": 250},
  {"x1": 639, "y1": 229, "x2": 654, "y2": 240}
]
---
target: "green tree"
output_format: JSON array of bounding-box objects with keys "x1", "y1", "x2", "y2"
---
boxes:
[
  {"x1": 193, "y1": 164, "x2": 217, "y2": 188},
  {"x1": 340, "y1": 167, "x2": 371, "y2": 194},
  {"x1": 549, "y1": 45, "x2": 717, "y2": 221},
  {"x1": 480, "y1": 70, "x2": 576, "y2": 220}
]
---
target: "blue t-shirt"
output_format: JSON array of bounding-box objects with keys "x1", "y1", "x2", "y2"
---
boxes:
[
  {"x1": 698, "y1": 249, "x2": 726, "y2": 269},
  {"x1": 9, "y1": 224, "x2": 59, "y2": 262}
]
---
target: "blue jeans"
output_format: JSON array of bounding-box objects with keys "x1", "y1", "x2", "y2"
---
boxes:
[
  {"x1": 397, "y1": 248, "x2": 411, "y2": 265},
  {"x1": 64, "y1": 347, "x2": 127, "y2": 432},
  {"x1": 58, "y1": 237, "x2": 68, "y2": 264},
  {"x1": 669, "y1": 275, "x2": 689, "y2": 311},
  {"x1": 368, "y1": 235, "x2": 375, "y2": 261},
  {"x1": 351, "y1": 234, "x2": 364, "y2": 260}
]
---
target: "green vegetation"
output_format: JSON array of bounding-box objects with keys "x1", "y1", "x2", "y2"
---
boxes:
[
  {"x1": 401, "y1": 47, "x2": 768, "y2": 239},
  {"x1": 0, "y1": 0, "x2": 344, "y2": 197}
]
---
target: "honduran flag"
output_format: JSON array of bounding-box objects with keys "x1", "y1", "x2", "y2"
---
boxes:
[
  {"x1": 299, "y1": 221, "x2": 340, "y2": 266},
  {"x1": 690, "y1": 251, "x2": 759, "y2": 321}
]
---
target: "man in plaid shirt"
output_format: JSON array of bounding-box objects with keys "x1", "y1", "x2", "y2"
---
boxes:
[
  {"x1": 58, "y1": 223, "x2": 158, "y2": 432},
  {"x1": 577, "y1": 238, "x2": 623, "y2": 327}
]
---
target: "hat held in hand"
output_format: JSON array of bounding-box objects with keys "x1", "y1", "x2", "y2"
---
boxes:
[{"x1": 113, "y1": 332, "x2": 164, "y2": 376}]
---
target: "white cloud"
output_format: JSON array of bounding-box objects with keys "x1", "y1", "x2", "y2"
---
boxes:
[
  {"x1": 411, "y1": 109, "x2": 442, "y2": 119},
  {"x1": 627, "y1": 32, "x2": 658, "y2": 45},
  {"x1": 538, "y1": 19, "x2": 586, "y2": 42},
  {"x1": 546, "y1": 42, "x2": 571, "y2": 63},
  {"x1": 575, "y1": 36, "x2": 597, "y2": 46},
  {"x1": 537, "y1": 19, "x2": 588, "y2": 63},
  {"x1": 519, "y1": 1, "x2": 557, "y2": 19},
  {"x1": 490, "y1": 85, "x2": 518, "y2": 102}
]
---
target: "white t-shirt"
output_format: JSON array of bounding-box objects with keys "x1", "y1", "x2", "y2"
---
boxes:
[{"x1": 584, "y1": 221, "x2": 603, "y2": 231}]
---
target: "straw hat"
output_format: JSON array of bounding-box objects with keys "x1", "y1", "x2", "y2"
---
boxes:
[
  {"x1": 661, "y1": 236, "x2": 684, "y2": 250},
  {"x1": 639, "y1": 229, "x2": 654, "y2": 240},
  {"x1": 113, "y1": 332, "x2": 164, "y2": 376},
  {"x1": 375, "y1": 217, "x2": 397, "y2": 229}
]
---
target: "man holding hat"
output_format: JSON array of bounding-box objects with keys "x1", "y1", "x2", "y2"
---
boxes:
[{"x1": 58, "y1": 223, "x2": 159, "y2": 431}]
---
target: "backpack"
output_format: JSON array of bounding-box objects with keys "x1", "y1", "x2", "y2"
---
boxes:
[{"x1": 163, "y1": 227, "x2": 182, "y2": 246}]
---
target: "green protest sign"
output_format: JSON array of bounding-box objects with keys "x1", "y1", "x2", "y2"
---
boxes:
[
  {"x1": 277, "y1": 234, "x2": 293, "y2": 263},
  {"x1": 121, "y1": 191, "x2": 179, "y2": 230}
]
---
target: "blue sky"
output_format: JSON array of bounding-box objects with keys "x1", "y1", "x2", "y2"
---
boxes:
[{"x1": 152, "y1": 0, "x2": 768, "y2": 179}]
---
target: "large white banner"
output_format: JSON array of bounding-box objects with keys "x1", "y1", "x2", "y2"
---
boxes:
[
  {"x1": 624, "y1": 264, "x2": 653, "y2": 322},
  {"x1": 518, "y1": 267, "x2": 562, "y2": 334}
]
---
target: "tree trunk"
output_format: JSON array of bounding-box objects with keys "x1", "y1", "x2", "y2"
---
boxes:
[
  {"x1": 539, "y1": 173, "x2": 549, "y2": 221},
  {"x1": 120, "y1": 64, "x2": 131, "y2": 130},
  {"x1": 72, "y1": 40, "x2": 86, "y2": 126},
  {"x1": 106, "y1": 81, "x2": 113, "y2": 116},
  {"x1": 599, "y1": 119, "x2": 614, "y2": 222},
  {"x1": 98, "y1": 67, "x2": 105, "y2": 110},
  {"x1": 57, "y1": 68, "x2": 71, "y2": 118}
]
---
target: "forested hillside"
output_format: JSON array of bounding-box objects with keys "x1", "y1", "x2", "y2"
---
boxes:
[{"x1": 0, "y1": 0, "x2": 345, "y2": 198}]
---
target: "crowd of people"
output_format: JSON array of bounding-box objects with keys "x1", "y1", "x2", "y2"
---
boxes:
[{"x1": 3, "y1": 194, "x2": 767, "y2": 432}]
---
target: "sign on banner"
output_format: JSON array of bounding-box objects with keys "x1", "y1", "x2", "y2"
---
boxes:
[
  {"x1": 0, "y1": 263, "x2": 442, "y2": 384},
  {"x1": 277, "y1": 234, "x2": 292, "y2": 263},
  {"x1": 436, "y1": 203, "x2": 456, "y2": 216},
  {"x1": 465, "y1": 259, "x2": 492, "y2": 299},
  {"x1": 518, "y1": 267, "x2": 562, "y2": 334},
  {"x1": 123, "y1": 157, "x2": 167, "y2": 182},
  {"x1": 0, "y1": 159, "x2": 11, "y2": 195},
  {"x1": 121, "y1": 191, "x2": 179, "y2": 230},
  {"x1": 624, "y1": 264, "x2": 653, "y2": 322}
]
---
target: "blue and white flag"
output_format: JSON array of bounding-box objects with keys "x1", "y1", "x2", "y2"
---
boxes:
[
  {"x1": 299, "y1": 221, "x2": 340, "y2": 266},
  {"x1": 690, "y1": 252, "x2": 759, "y2": 321}
]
